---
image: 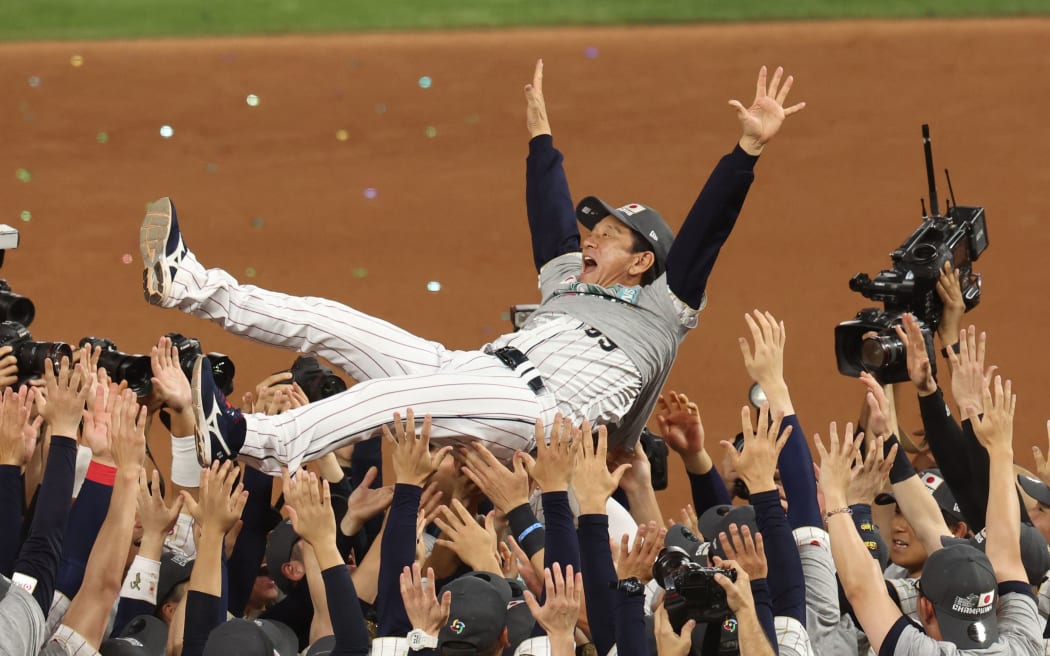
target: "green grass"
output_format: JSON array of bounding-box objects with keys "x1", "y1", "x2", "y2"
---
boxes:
[{"x1": 1, "y1": 0, "x2": 1048, "y2": 41}]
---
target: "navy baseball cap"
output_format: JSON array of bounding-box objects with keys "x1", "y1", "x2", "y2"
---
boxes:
[
  {"x1": 918, "y1": 544, "x2": 999, "y2": 650},
  {"x1": 438, "y1": 571, "x2": 512, "y2": 653},
  {"x1": 265, "y1": 520, "x2": 299, "y2": 594},
  {"x1": 576, "y1": 197, "x2": 674, "y2": 277},
  {"x1": 698, "y1": 504, "x2": 759, "y2": 561}
]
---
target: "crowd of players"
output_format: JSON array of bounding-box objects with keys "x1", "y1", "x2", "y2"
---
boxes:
[{"x1": 2, "y1": 255, "x2": 1049, "y2": 656}]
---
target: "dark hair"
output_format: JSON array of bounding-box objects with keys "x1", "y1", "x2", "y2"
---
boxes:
[{"x1": 628, "y1": 229, "x2": 658, "y2": 286}]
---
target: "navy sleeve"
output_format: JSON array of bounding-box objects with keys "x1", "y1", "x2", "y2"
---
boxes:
[
  {"x1": 376, "y1": 484, "x2": 421, "y2": 637},
  {"x1": 998, "y1": 580, "x2": 1035, "y2": 600},
  {"x1": 776, "y1": 415, "x2": 822, "y2": 530},
  {"x1": 348, "y1": 437, "x2": 384, "y2": 552},
  {"x1": 917, "y1": 390, "x2": 987, "y2": 531},
  {"x1": 687, "y1": 466, "x2": 732, "y2": 517},
  {"x1": 577, "y1": 514, "x2": 617, "y2": 656},
  {"x1": 664, "y1": 145, "x2": 758, "y2": 309},
  {"x1": 54, "y1": 477, "x2": 112, "y2": 599},
  {"x1": 612, "y1": 593, "x2": 648, "y2": 656},
  {"x1": 0, "y1": 464, "x2": 23, "y2": 576},
  {"x1": 749, "y1": 489, "x2": 805, "y2": 625},
  {"x1": 181, "y1": 591, "x2": 227, "y2": 656},
  {"x1": 878, "y1": 616, "x2": 920, "y2": 656},
  {"x1": 227, "y1": 466, "x2": 275, "y2": 617},
  {"x1": 541, "y1": 492, "x2": 580, "y2": 574},
  {"x1": 525, "y1": 134, "x2": 581, "y2": 271},
  {"x1": 749, "y1": 578, "x2": 779, "y2": 655},
  {"x1": 849, "y1": 504, "x2": 884, "y2": 562},
  {"x1": 322, "y1": 565, "x2": 371, "y2": 656},
  {"x1": 15, "y1": 435, "x2": 77, "y2": 612}
]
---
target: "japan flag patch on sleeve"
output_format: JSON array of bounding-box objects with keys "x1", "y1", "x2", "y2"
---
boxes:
[{"x1": 11, "y1": 572, "x2": 38, "y2": 594}]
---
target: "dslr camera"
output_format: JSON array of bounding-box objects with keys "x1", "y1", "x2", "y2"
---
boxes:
[
  {"x1": 835, "y1": 125, "x2": 988, "y2": 384},
  {"x1": 81, "y1": 333, "x2": 235, "y2": 397},
  {"x1": 0, "y1": 321, "x2": 73, "y2": 385},
  {"x1": 653, "y1": 545, "x2": 736, "y2": 630},
  {"x1": 288, "y1": 356, "x2": 346, "y2": 402}
]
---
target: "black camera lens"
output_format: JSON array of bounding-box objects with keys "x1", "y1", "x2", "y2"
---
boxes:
[
  {"x1": 0, "y1": 292, "x2": 34, "y2": 327},
  {"x1": 861, "y1": 334, "x2": 906, "y2": 370},
  {"x1": 16, "y1": 341, "x2": 73, "y2": 377},
  {"x1": 652, "y1": 545, "x2": 693, "y2": 586},
  {"x1": 97, "y1": 350, "x2": 153, "y2": 396}
]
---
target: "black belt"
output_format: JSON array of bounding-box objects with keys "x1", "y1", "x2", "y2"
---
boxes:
[{"x1": 491, "y1": 346, "x2": 545, "y2": 395}]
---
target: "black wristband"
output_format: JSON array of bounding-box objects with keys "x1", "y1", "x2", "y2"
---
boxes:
[
  {"x1": 940, "y1": 342, "x2": 961, "y2": 359},
  {"x1": 506, "y1": 503, "x2": 545, "y2": 558},
  {"x1": 883, "y1": 435, "x2": 917, "y2": 484}
]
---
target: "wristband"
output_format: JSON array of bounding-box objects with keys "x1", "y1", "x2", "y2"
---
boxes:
[
  {"x1": 940, "y1": 342, "x2": 961, "y2": 359},
  {"x1": 883, "y1": 435, "x2": 917, "y2": 484},
  {"x1": 170, "y1": 435, "x2": 202, "y2": 488},
  {"x1": 120, "y1": 555, "x2": 161, "y2": 603},
  {"x1": 506, "y1": 503, "x2": 545, "y2": 558},
  {"x1": 86, "y1": 460, "x2": 117, "y2": 486}
]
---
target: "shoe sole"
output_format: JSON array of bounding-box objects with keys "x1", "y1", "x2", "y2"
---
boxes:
[
  {"x1": 140, "y1": 198, "x2": 174, "y2": 306},
  {"x1": 191, "y1": 356, "x2": 213, "y2": 468}
]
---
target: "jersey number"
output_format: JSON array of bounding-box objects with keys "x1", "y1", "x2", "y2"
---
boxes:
[{"x1": 584, "y1": 327, "x2": 619, "y2": 352}]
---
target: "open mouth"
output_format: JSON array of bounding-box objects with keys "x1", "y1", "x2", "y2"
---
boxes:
[
  {"x1": 582, "y1": 256, "x2": 597, "y2": 274},
  {"x1": 892, "y1": 539, "x2": 910, "y2": 550}
]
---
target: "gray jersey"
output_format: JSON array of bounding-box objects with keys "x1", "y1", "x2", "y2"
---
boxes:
[
  {"x1": 500, "y1": 252, "x2": 698, "y2": 447},
  {"x1": 885, "y1": 592, "x2": 1043, "y2": 655},
  {"x1": 0, "y1": 575, "x2": 46, "y2": 656}
]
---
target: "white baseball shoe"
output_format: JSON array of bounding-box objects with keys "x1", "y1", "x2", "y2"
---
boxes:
[{"x1": 140, "y1": 197, "x2": 193, "y2": 308}]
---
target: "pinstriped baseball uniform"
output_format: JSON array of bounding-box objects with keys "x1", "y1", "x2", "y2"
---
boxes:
[{"x1": 156, "y1": 138, "x2": 757, "y2": 473}]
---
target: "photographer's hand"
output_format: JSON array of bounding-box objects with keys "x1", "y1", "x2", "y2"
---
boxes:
[
  {"x1": 710, "y1": 559, "x2": 776, "y2": 656},
  {"x1": 731, "y1": 66, "x2": 806, "y2": 157},
  {"x1": 0, "y1": 346, "x2": 17, "y2": 389},
  {"x1": 150, "y1": 335, "x2": 196, "y2": 437},
  {"x1": 654, "y1": 604, "x2": 695, "y2": 656},
  {"x1": 935, "y1": 262, "x2": 966, "y2": 349},
  {"x1": 894, "y1": 313, "x2": 937, "y2": 396}
]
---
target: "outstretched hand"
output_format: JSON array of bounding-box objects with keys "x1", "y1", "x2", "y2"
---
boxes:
[
  {"x1": 730, "y1": 66, "x2": 806, "y2": 156},
  {"x1": 894, "y1": 313, "x2": 937, "y2": 395},
  {"x1": 524, "y1": 59, "x2": 551, "y2": 138}
]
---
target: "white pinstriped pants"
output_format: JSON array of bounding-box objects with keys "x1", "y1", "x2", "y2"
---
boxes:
[{"x1": 168, "y1": 253, "x2": 557, "y2": 473}]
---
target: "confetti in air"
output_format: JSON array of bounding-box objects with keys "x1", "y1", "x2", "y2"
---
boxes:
[
  {"x1": 418, "y1": 76, "x2": 432, "y2": 89},
  {"x1": 159, "y1": 125, "x2": 174, "y2": 139},
  {"x1": 426, "y1": 281, "x2": 442, "y2": 292}
]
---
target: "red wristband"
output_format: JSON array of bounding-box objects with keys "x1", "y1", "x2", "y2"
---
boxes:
[{"x1": 86, "y1": 460, "x2": 117, "y2": 486}]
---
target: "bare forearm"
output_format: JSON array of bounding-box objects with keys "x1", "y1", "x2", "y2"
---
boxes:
[
  {"x1": 986, "y1": 447, "x2": 1023, "y2": 579},
  {"x1": 623, "y1": 485, "x2": 663, "y2": 527},
  {"x1": 826, "y1": 500, "x2": 885, "y2": 597},
  {"x1": 735, "y1": 606, "x2": 776, "y2": 656},
  {"x1": 760, "y1": 381, "x2": 795, "y2": 417},
  {"x1": 189, "y1": 529, "x2": 225, "y2": 598}
]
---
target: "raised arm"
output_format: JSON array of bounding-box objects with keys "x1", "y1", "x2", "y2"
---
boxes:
[
  {"x1": 664, "y1": 66, "x2": 805, "y2": 309},
  {"x1": 968, "y1": 376, "x2": 1026, "y2": 584},
  {"x1": 816, "y1": 423, "x2": 904, "y2": 654},
  {"x1": 524, "y1": 59, "x2": 581, "y2": 271}
]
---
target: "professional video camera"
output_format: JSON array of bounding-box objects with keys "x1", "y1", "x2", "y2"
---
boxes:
[
  {"x1": 835, "y1": 125, "x2": 988, "y2": 384},
  {"x1": 288, "y1": 356, "x2": 346, "y2": 402},
  {"x1": 81, "y1": 333, "x2": 235, "y2": 397},
  {"x1": 652, "y1": 545, "x2": 736, "y2": 631},
  {"x1": 0, "y1": 321, "x2": 73, "y2": 385}
]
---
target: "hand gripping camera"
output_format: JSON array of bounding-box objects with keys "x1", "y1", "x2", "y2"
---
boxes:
[
  {"x1": 0, "y1": 321, "x2": 73, "y2": 385},
  {"x1": 81, "y1": 333, "x2": 235, "y2": 397},
  {"x1": 835, "y1": 125, "x2": 988, "y2": 384},
  {"x1": 653, "y1": 545, "x2": 736, "y2": 631}
]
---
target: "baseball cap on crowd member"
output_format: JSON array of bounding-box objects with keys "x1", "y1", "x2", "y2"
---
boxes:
[
  {"x1": 503, "y1": 578, "x2": 536, "y2": 656},
  {"x1": 664, "y1": 523, "x2": 705, "y2": 561},
  {"x1": 156, "y1": 550, "x2": 194, "y2": 619},
  {"x1": 916, "y1": 544, "x2": 999, "y2": 650},
  {"x1": 439, "y1": 571, "x2": 513, "y2": 655},
  {"x1": 698, "y1": 504, "x2": 759, "y2": 560},
  {"x1": 202, "y1": 618, "x2": 298, "y2": 656},
  {"x1": 99, "y1": 615, "x2": 168, "y2": 656},
  {"x1": 265, "y1": 520, "x2": 303, "y2": 594},
  {"x1": 1018, "y1": 474, "x2": 1050, "y2": 507},
  {"x1": 942, "y1": 523, "x2": 1050, "y2": 587},
  {"x1": 0, "y1": 573, "x2": 47, "y2": 656},
  {"x1": 918, "y1": 469, "x2": 967, "y2": 527},
  {"x1": 304, "y1": 636, "x2": 336, "y2": 656},
  {"x1": 576, "y1": 197, "x2": 674, "y2": 278}
]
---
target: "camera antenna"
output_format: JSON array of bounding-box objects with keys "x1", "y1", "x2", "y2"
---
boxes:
[
  {"x1": 944, "y1": 168, "x2": 958, "y2": 211},
  {"x1": 920, "y1": 198, "x2": 928, "y2": 218},
  {"x1": 922, "y1": 124, "x2": 940, "y2": 218}
]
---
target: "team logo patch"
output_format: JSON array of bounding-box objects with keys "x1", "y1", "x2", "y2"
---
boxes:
[
  {"x1": 451, "y1": 619, "x2": 466, "y2": 635},
  {"x1": 722, "y1": 618, "x2": 738, "y2": 633},
  {"x1": 952, "y1": 590, "x2": 994, "y2": 616},
  {"x1": 649, "y1": 230, "x2": 659, "y2": 241}
]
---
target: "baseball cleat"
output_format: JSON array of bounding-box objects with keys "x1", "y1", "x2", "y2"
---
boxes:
[
  {"x1": 192, "y1": 355, "x2": 246, "y2": 467},
  {"x1": 140, "y1": 197, "x2": 191, "y2": 307}
]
